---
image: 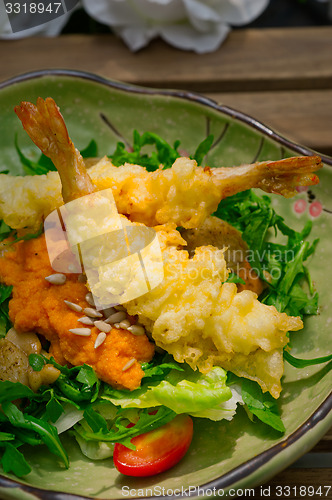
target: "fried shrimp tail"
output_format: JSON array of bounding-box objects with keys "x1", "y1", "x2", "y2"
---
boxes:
[
  {"x1": 211, "y1": 155, "x2": 322, "y2": 199},
  {"x1": 14, "y1": 97, "x2": 96, "y2": 203}
]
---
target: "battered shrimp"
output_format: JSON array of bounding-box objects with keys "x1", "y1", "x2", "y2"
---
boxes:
[
  {"x1": 14, "y1": 97, "x2": 96, "y2": 203},
  {"x1": 211, "y1": 156, "x2": 321, "y2": 199}
]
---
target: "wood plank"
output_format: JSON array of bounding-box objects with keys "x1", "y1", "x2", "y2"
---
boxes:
[
  {"x1": 263, "y1": 468, "x2": 332, "y2": 499},
  {"x1": 1, "y1": 27, "x2": 332, "y2": 91},
  {"x1": 311, "y1": 427, "x2": 332, "y2": 453},
  {"x1": 205, "y1": 90, "x2": 332, "y2": 156}
]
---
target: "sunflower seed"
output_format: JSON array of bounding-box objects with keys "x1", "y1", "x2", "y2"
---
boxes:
[
  {"x1": 127, "y1": 324, "x2": 146, "y2": 336},
  {"x1": 122, "y1": 358, "x2": 136, "y2": 372},
  {"x1": 45, "y1": 273, "x2": 66, "y2": 285},
  {"x1": 77, "y1": 316, "x2": 95, "y2": 326},
  {"x1": 85, "y1": 293, "x2": 95, "y2": 306},
  {"x1": 94, "y1": 320, "x2": 112, "y2": 333},
  {"x1": 119, "y1": 320, "x2": 131, "y2": 330},
  {"x1": 102, "y1": 307, "x2": 116, "y2": 317},
  {"x1": 83, "y1": 307, "x2": 103, "y2": 318},
  {"x1": 64, "y1": 300, "x2": 82, "y2": 313},
  {"x1": 105, "y1": 311, "x2": 127, "y2": 324},
  {"x1": 69, "y1": 328, "x2": 91, "y2": 336},
  {"x1": 94, "y1": 332, "x2": 107, "y2": 349}
]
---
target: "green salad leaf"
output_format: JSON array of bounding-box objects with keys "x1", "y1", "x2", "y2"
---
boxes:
[
  {"x1": 227, "y1": 374, "x2": 285, "y2": 433},
  {"x1": 110, "y1": 130, "x2": 214, "y2": 171},
  {"x1": 75, "y1": 406, "x2": 176, "y2": 450},
  {"x1": 102, "y1": 357, "x2": 233, "y2": 419},
  {"x1": 0, "y1": 443, "x2": 32, "y2": 477},
  {"x1": 0, "y1": 284, "x2": 13, "y2": 337},
  {"x1": 283, "y1": 351, "x2": 332, "y2": 368},
  {"x1": 215, "y1": 190, "x2": 318, "y2": 318},
  {"x1": 14, "y1": 136, "x2": 98, "y2": 176}
]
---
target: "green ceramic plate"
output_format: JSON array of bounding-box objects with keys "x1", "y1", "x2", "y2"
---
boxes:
[{"x1": 0, "y1": 70, "x2": 331, "y2": 500}]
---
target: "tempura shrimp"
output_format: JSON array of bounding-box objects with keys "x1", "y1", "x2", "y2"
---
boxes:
[
  {"x1": 14, "y1": 98, "x2": 96, "y2": 203},
  {"x1": 211, "y1": 155, "x2": 321, "y2": 199},
  {"x1": 4, "y1": 97, "x2": 322, "y2": 231}
]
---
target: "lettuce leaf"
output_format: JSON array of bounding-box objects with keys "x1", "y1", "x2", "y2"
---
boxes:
[{"x1": 102, "y1": 362, "x2": 233, "y2": 419}]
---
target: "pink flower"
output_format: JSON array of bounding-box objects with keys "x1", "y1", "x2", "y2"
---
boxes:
[
  {"x1": 309, "y1": 201, "x2": 322, "y2": 218},
  {"x1": 294, "y1": 199, "x2": 307, "y2": 214}
]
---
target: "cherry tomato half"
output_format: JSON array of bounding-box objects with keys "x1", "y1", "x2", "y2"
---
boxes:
[{"x1": 113, "y1": 414, "x2": 193, "y2": 477}]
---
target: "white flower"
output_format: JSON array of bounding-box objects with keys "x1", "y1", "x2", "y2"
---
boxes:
[{"x1": 82, "y1": 0, "x2": 269, "y2": 53}]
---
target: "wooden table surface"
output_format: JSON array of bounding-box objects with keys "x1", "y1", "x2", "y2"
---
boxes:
[{"x1": 0, "y1": 26, "x2": 331, "y2": 499}]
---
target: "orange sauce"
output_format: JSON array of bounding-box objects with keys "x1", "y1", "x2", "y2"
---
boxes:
[{"x1": 0, "y1": 235, "x2": 154, "y2": 390}]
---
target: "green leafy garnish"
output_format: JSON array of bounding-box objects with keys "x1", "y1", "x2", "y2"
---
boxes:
[
  {"x1": 215, "y1": 190, "x2": 318, "y2": 318},
  {"x1": 0, "y1": 443, "x2": 32, "y2": 477},
  {"x1": 80, "y1": 139, "x2": 98, "y2": 159},
  {"x1": 192, "y1": 134, "x2": 214, "y2": 165},
  {"x1": 15, "y1": 135, "x2": 56, "y2": 175},
  {"x1": 0, "y1": 284, "x2": 13, "y2": 337},
  {"x1": 110, "y1": 130, "x2": 181, "y2": 171},
  {"x1": 1, "y1": 401, "x2": 69, "y2": 468},
  {"x1": 76, "y1": 406, "x2": 176, "y2": 450},
  {"x1": 226, "y1": 272, "x2": 246, "y2": 285},
  {"x1": 284, "y1": 351, "x2": 332, "y2": 368},
  {"x1": 110, "y1": 130, "x2": 214, "y2": 171},
  {"x1": 241, "y1": 379, "x2": 285, "y2": 433},
  {"x1": 15, "y1": 136, "x2": 98, "y2": 175},
  {"x1": 29, "y1": 353, "x2": 45, "y2": 372}
]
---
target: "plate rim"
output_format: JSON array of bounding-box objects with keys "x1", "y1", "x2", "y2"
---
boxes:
[
  {"x1": 0, "y1": 68, "x2": 331, "y2": 500},
  {"x1": 1, "y1": 68, "x2": 332, "y2": 167}
]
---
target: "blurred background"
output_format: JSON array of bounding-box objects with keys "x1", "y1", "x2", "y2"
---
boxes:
[{"x1": 61, "y1": 0, "x2": 332, "y2": 34}]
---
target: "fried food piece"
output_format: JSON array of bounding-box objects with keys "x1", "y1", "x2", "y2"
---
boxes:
[
  {"x1": 125, "y1": 238, "x2": 302, "y2": 398},
  {"x1": 1, "y1": 97, "x2": 322, "y2": 231},
  {"x1": 15, "y1": 98, "x2": 95, "y2": 203},
  {"x1": 182, "y1": 216, "x2": 266, "y2": 296}
]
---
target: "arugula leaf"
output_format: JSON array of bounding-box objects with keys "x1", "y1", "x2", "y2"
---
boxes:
[
  {"x1": 46, "y1": 393, "x2": 64, "y2": 423},
  {"x1": 110, "y1": 131, "x2": 214, "y2": 171},
  {"x1": 76, "y1": 406, "x2": 176, "y2": 449},
  {"x1": 0, "y1": 443, "x2": 31, "y2": 477},
  {"x1": 0, "y1": 380, "x2": 35, "y2": 404},
  {"x1": 141, "y1": 353, "x2": 184, "y2": 382},
  {"x1": 0, "y1": 432, "x2": 15, "y2": 441},
  {"x1": 1, "y1": 402, "x2": 69, "y2": 468},
  {"x1": 15, "y1": 135, "x2": 56, "y2": 175},
  {"x1": 15, "y1": 136, "x2": 97, "y2": 175},
  {"x1": 0, "y1": 284, "x2": 14, "y2": 336},
  {"x1": 283, "y1": 351, "x2": 332, "y2": 368},
  {"x1": 192, "y1": 134, "x2": 214, "y2": 165},
  {"x1": 215, "y1": 190, "x2": 318, "y2": 318},
  {"x1": 241, "y1": 379, "x2": 285, "y2": 433},
  {"x1": 80, "y1": 139, "x2": 98, "y2": 159},
  {"x1": 0, "y1": 221, "x2": 13, "y2": 242},
  {"x1": 226, "y1": 273, "x2": 246, "y2": 285},
  {"x1": 83, "y1": 406, "x2": 108, "y2": 434},
  {"x1": 29, "y1": 353, "x2": 45, "y2": 372}
]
